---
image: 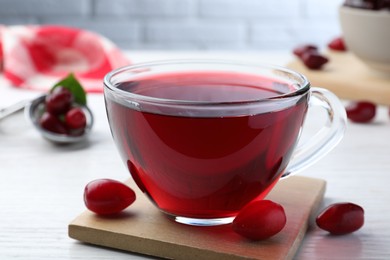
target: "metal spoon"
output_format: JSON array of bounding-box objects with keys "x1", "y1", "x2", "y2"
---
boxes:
[
  {"x1": 0, "y1": 99, "x2": 31, "y2": 120},
  {"x1": 1, "y1": 95, "x2": 94, "y2": 144}
]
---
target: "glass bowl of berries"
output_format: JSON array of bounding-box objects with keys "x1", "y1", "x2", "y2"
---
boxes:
[
  {"x1": 27, "y1": 75, "x2": 94, "y2": 144},
  {"x1": 339, "y1": 0, "x2": 390, "y2": 73}
]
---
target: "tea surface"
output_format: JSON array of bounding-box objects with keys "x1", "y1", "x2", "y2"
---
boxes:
[{"x1": 106, "y1": 71, "x2": 308, "y2": 219}]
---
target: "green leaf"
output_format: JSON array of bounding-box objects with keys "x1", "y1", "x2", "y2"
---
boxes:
[{"x1": 51, "y1": 73, "x2": 87, "y2": 106}]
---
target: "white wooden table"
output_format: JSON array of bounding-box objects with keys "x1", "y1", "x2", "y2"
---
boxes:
[{"x1": 1, "y1": 51, "x2": 389, "y2": 259}]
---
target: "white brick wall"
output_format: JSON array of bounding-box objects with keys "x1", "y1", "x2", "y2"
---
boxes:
[
  {"x1": 0, "y1": 0, "x2": 344, "y2": 50},
  {"x1": 199, "y1": 0, "x2": 301, "y2": 19},
  {"x1": 0, "y1": 0, "x2": 90, "y2": 15},
  {"x1": 145, "y1": 20, "x2": 247, "y2": 49},
  {"x1": 95, "y1": 0, "x2": 195, "y2": 17}
]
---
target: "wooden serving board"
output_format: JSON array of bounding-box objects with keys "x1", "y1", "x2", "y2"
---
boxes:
[
  {"x1": 69, "y1": 176, "x2": 326, "y2": 260},
  {"x1": 287, "y1": 51, "x2": 390, "y2": 105}
]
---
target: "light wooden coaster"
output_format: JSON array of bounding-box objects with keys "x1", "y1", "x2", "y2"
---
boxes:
[
  {"x1": 287, "y1": 51, "x2": 390, "y2": 105},
  {"x1": 69, "y1": 175, "x2": 326, "y2": 260}
]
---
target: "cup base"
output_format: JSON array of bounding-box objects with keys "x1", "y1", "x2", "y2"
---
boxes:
[{"x1": 166, "y1": 214, "x2": 235, "y2": 226}]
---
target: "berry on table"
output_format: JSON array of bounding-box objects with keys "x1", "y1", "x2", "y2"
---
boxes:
[
  {"x1": 292, "y1": 44, "x2": 329, "y2": 70},
  {"x1": 301, "y1": 50, "x2": 329, "y2": 70},
  {"x1": 345, "y1": 101, "x2": 376, "y2": 123},
  {"x1": 232, "y1": 200, "x2": 287, "y2": 240},
  {"x1": 328, "y1": 37, "x2": 347, "y2": 51},
  {"x1": 293, "y1": 44, "x2": 318, "y2": 59},
  {"x1": 84, "y1": 179, "x2": 136, "y2": 215},
  {"x1": 316, "y1": 202, "x2": 364, "y2": 235}
]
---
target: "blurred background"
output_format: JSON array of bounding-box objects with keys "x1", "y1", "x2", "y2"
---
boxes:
[{"x1": 0, "y1": 0, "x2": 343, "y2": 50}]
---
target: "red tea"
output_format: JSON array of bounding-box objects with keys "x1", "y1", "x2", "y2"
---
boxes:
[{"x1": 105, "y1": 71, "x2": 309, "y2": 219}]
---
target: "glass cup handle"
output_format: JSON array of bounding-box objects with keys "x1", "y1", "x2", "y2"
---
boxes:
[{"x1": 281, "y1": 87, "x2": 347, "y2": 178}]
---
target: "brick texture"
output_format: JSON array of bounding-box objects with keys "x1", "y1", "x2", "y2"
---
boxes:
[
  {"x1": 145, "y1": 20, "x2": 247, "y2": 49},
  {"x1": 199, "y1": 0, "x2": 300, "y2": 18},
  {"x1": 0, "y1": 0, "x2": 344, "y2": 50},
  {"x1": 95, "y1": 0, "x2": 195, "y2": 17},
  {"x1": 0, "y1": 0, "x2": 90, "y2": 15},
  {"x1": 39, "y1": 17, "x2": 141, "y2": 48}
]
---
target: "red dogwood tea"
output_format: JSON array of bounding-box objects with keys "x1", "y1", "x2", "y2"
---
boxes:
[
  {"x1": 104, "y1": 61, "x2": 346, "y2": 226},
  {"x1": 106, "y1": 71, "x2": 308, "y2": 220}
]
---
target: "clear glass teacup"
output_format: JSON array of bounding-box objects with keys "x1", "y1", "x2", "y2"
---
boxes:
[{"x1": 104, "y1": 60, "x2": 346, "y2": 226}]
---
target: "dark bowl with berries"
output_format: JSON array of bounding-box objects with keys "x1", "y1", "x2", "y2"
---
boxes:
[
  {"x1": 339, "y1": 1, "x2": 390, "y2": 73},
  {"x1": 27, "y1": 74, "x2": 94, "y2": 144}
]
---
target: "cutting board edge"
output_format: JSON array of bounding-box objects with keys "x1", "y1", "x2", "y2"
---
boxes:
[
  {"x1": 68, "y1": 223, "x2": 256, "y2": 260},
  {"x1": 285, "y1": 177, "x2": 326, "y2": 260}
]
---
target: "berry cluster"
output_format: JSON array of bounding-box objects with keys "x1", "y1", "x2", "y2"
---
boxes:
[
  {"x1": 344, "y1": 0, "x2": 390, "y2": 10},
  {"x1": 293, "y1": 37, "x2": 346, "y2": 70},
  {"x1": 293, "y1": 45, "x2": 329, "y2": 70},
  {"x1": 39, "y1": 86, "x2": 87, "y2": 135},
  {"x1": 84, "y1": 179, "x2": 364, "y2": 240}
]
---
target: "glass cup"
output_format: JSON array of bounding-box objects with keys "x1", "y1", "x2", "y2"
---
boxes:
[{"x1": 104, "y1": 60, "x2": 346, "y2": 226}]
